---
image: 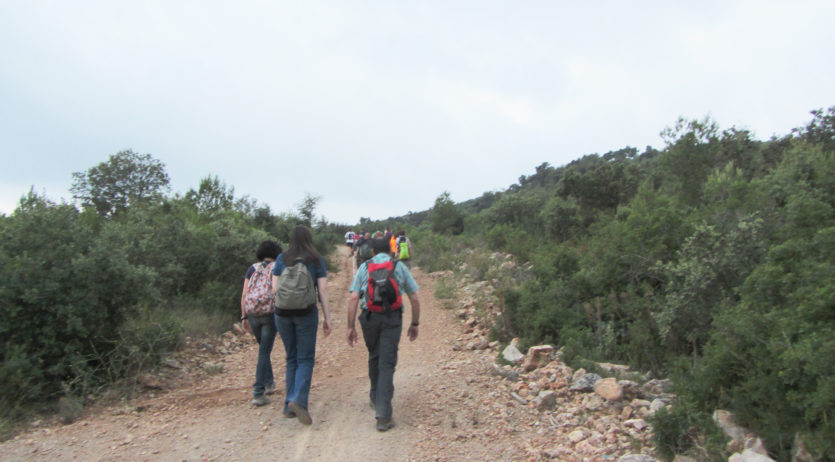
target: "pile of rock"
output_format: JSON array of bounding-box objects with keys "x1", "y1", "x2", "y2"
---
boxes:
[
  {"x1": 435, "y1": 261, "x2": 673, "y2": 460},
  {"x1": 493, "y1": 341, "x2": 674, "y2": 460}
]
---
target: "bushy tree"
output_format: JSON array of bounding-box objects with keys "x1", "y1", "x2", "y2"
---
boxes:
[
  {"x1": 0, "y1": 192, "x2": 154, "y2": 409},
  {"x1": 431, "y1": 191, "x2": 463, "y2": 235},
  {"x1": 71, "y1": 150, "x2": 170, "y2": 217},
  {"x1": 296, "y1": 193, "x2": 321, "y2": 228},
  {"x1": 793, "y1": 106, "x2": 835, "y2": 153},
  {"x1": 655, "y1": 216, "x2": 767, "y2": 356},
  {"x1": 185, "y1": 175, "x2": 254, "y2": 215}
]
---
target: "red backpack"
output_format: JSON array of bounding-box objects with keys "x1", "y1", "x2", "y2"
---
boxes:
[{"x1": 366, "y1": 260, "x2": 402, "y2": 313}]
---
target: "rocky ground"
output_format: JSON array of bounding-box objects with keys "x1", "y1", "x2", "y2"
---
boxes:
[{"x1": 0, "y1": 247, "x2": 663, "y2": 462}]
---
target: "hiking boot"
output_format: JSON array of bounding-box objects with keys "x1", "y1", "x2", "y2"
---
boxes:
[
  {"x1": 376, "y1": 418, "x2": 395, "y2": 432},
  {"x1": 252, "y1": 395, "x2": 270, "y2": 406},
  {"x1": 265, "y1": 383, "x2": 276, "y2": 395},
  {"x1": 288, "y1": 401, "x2": 312, "y2": 425},
  {"x1": 282, "y1": 408, "x2": 296, "y2": 418}
]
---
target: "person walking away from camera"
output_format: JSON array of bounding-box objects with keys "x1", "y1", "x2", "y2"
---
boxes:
[
  {"x1": 395, "y1": 230, "x2": 413, "y2": 269},
  {"x1": 388, "y1": 232, "x2": 398, "y2": 258},
  {"x1": 355, "y1": 231, "x2": 374, "y2": 268},
  {"x1": 352, "y1": 230, "x2": 366, "y2": 255},
  {"x1": 272, "y1": 225, "x2": 332, "y2": 425},
  {"x1": 344, "y1": 229, "x2": 356, "y2": 255},
  {"x1": 346, "y1": 238, "x2": 420, "y2": 431},
  {"x1": 240, "y1": 240, "x2": 282, "y2": 406}
]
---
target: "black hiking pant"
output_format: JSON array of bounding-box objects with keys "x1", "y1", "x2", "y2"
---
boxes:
[{"x1": 359, "y1": 309, "x2": 403, "y2": 421}]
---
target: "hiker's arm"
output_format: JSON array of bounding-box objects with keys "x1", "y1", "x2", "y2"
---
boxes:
[
  {"x1": 272, "y1": 275, "x2": 279, "y2": 296},
  {"x1": 317, "y1": 277, "x2": 331, "y2": 337},
  {"x1": 240, "y1": 278, "x2": 249, "y2": 313},
  {"x1": 406, "y1": 292, "x2": 420, "y2": 341},
  {"x1": 346, "y1": 291, "x2": 360, "y2": 347},
  {"x1": 240, "y1": 278, "x2": 250, "y2": 333}
]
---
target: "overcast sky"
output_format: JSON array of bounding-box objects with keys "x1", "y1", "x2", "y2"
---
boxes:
[{"x1": 1, "y1": 1, "x2": 833, "y2": 224}]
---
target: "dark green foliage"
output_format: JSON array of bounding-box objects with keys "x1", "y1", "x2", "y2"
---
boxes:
[
  {"x1": 655, "y1": 215, "x2": 767, "y2": 356},
  {"x1": 296, "y1": 193, "x2": 321, "y2": 228},
  {"x1": 557, "y1": 150, "x2": 643, "y2": 210},
  {"x1": 682, "y1": 213, "x2": 835, "y2": 458},
  {"x1": 409, "y1": 107, "x2": 835, "y2": 459},
  {"x1": 71, "y1": 149, "x2": 170, "y2": 217},
  {"x1": 486, "y1": 191, "x2": 544, "y2": 230},
  {"x1": 793, "y1": 106, "x2": 835, "y2": 153},
  {"x1": 185, "y1": 175, "x2": 255, "y2": 215},
  {"x1": 410, "y1": 227, "x2": 456, "y2": 272},
  {"x1": 0, "y1": 192, "x2": 154, "y2": 405},
  {"x1": 431, "y1": 191, "x2": 464, "y2": 235},
  {"x1": 0, "y1": 152, "x2": 345, "y2": 426},
  {"x1": 650, "y1": 404, "x2": 728, "y2": 461},
  {"x1": 540, "y1": 195, "x2": 584, "y2": 242},
  {"x1": 485, "y1": 224, "x2": 536, "y2": 262}
]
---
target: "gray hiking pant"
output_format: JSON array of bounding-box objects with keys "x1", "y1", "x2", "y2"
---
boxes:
[{"x1": 359, "y1": 309, "x2": 403, "y2": 420}]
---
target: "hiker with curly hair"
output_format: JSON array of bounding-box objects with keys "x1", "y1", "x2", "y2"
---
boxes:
[{"x1": 240, "y1": 240, "x2": 282, "y2": 406}]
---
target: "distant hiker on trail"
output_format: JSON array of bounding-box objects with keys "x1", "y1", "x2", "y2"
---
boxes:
[
  {"x1": 344, "y1": 229, "x2": 356, "y2": 255},
  {"x1": 354, "y1": 231, "x2": 373, "y2": 268},
  {"x1": 395, "y1": 230, "x2": 413, "y2": 269},
  {"x1": 388, "y1": 232, "x2": 397, "y2": 258},
  {"x1": 240, "y1": 240, "x2": 282, "y2": 406},
  {"x1": 272, "y1": 225, "x2": 332, "y2": 425},
  {"x1": 346, "y1": 238, "x2": 421, "y2": 432},
  {"x1": 352, "y1": 230, "x2": 366, "y2": 255},
  {"x1": 383, "y1": 226, "x2": 393, "y2": 241}
]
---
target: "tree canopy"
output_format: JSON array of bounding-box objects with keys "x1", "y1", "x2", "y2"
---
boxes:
[{"x1": 70, "y1": 149, "x2": 170, "y2": 217}]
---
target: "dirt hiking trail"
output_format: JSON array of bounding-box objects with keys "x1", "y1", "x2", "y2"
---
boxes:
[{"x1": 0, "y1": 246, "x2": 658, "y2": 461}]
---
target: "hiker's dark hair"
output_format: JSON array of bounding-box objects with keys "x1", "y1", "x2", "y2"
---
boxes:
[
  {"x1": 256, "y1": 240, "x2": 282, "y2": 261},
  {"x1": 398, "y1": 230, "x2": 405, "y2": 236},
  {"x1": 372, "y1": 238, "x2": 390, "y2": 254},
  {"x1": 283, "y1": 225, "x2": 322, "y2": 268}
]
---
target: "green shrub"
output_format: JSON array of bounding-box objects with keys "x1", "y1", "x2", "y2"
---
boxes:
[
  {"x1": 433, "y1": 278, "x2": 458, "y2": 302},
  {"x1": 650, "y1": 404, "x2": 727, "y2": 462},
  {"x1": 0, "y1": 344, "x2": 45, "y2": 415},
  {"x1": 411, "y1": 229, "x2": 456, "y2": 272}
]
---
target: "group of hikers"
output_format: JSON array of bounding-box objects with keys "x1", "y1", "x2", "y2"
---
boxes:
[
  {"x1": 239, "y1": 224, "x2": 419, "y2": 432},
  {"x1": 344, "y1": 226, "x2": 413, "y2": 270}
]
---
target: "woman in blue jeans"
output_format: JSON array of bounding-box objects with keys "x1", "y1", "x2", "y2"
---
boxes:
[
  {"x1": 272, "y1": 225, "x2": 332, "y2": 425},
  {"x1": 240, "y1": 240, "x2": 282, "y2": 406}
]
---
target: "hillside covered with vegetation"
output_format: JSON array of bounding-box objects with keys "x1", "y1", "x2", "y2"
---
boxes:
[
  {"x1": 1, "y1": 107, "x2": 833, "y2": 460},
  {"x1": 369, "y1": 108, "x2": 834, "y2": 461}
]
